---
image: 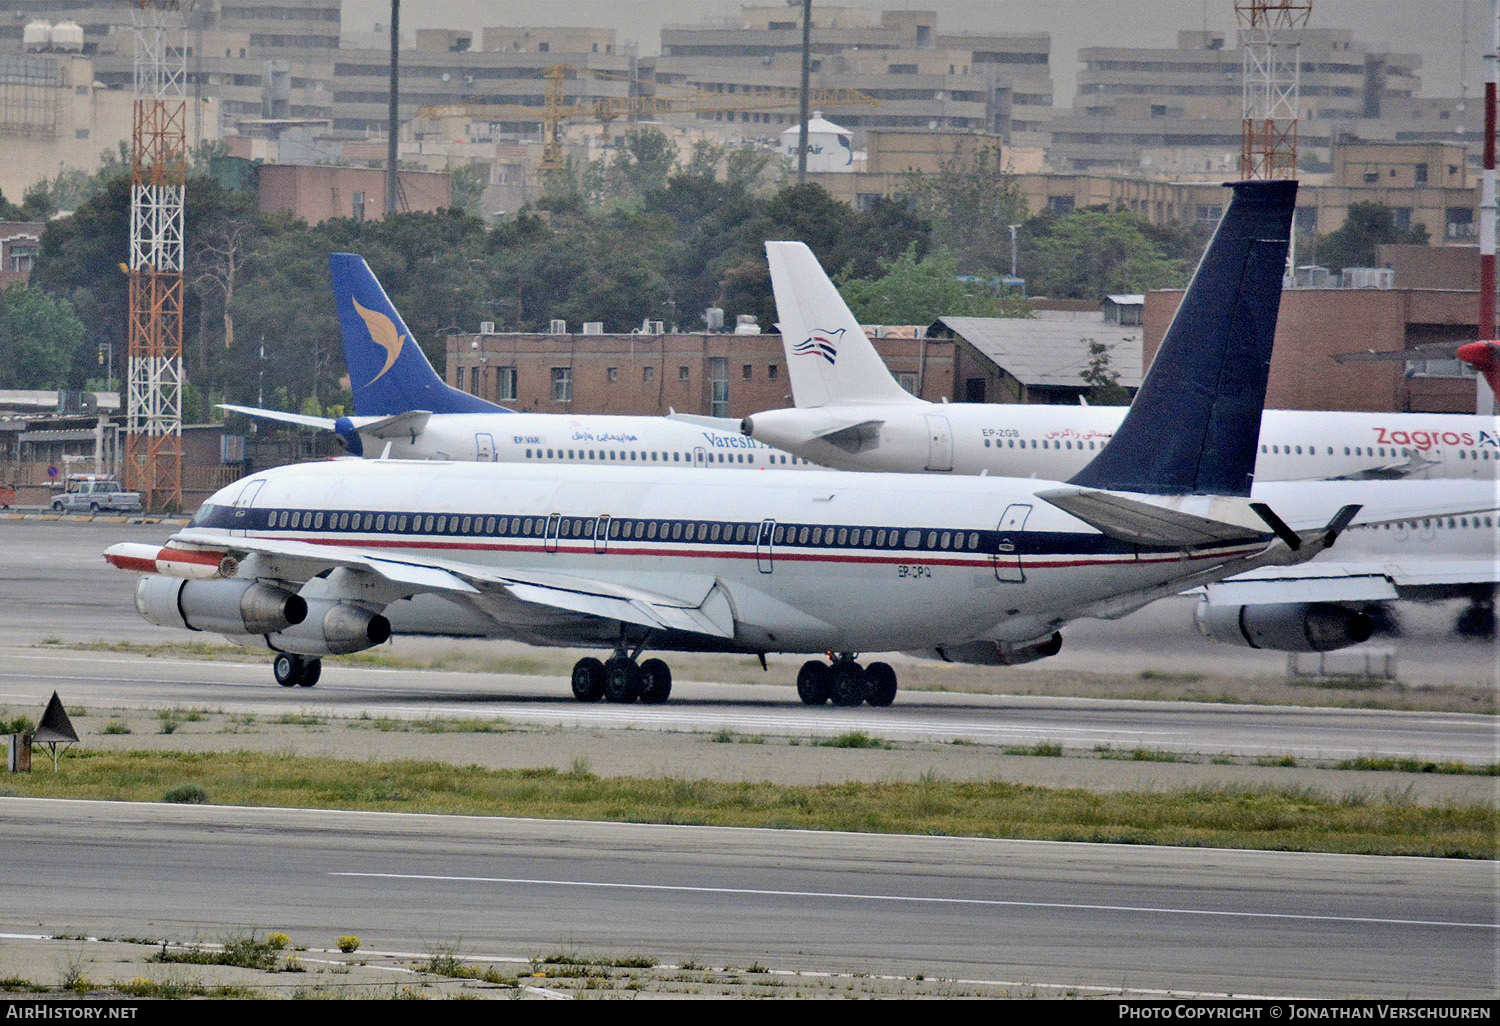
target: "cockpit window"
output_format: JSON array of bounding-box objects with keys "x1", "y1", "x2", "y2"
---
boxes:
[{"x1": 189, "y1": 503, "x2": 216, "y2": 527}]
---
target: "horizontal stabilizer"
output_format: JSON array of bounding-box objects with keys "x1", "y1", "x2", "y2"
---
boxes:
[
  {"x1": 359, "y1": 410, "x2": 432, "y2": 440},
  {"x1": 815, "y1": 419, "x2": 884, "y2": 454},
  {"x1": 665, "y1": 412, "x2": 747, "y2": 433},
  {"x1": 219, "y1": 404, "x2": 336, "y2": 431},
  {"x1": 1037, "y1": 487, "x2": 1271, "y2": 546}
]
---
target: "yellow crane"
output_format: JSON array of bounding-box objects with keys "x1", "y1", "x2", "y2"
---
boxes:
[{"x1": 415, "y1": 64, "x2": 880, "y2": 172}]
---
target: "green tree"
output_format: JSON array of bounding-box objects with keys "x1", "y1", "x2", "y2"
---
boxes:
[
  {"x1": 447, "y1": 162, "x2": 489, "y2": 218},
  {"x1": 604, "y1": 127, "x2": 679, "y2": 204},
  {"x1": 1021, "y1": 207, "x2": 1188, "y2": 300},
  {"x1": 1079, "y1": 338, "x2": 1133, "y2": 405},
  {"x1": 898, "y1": 139, "x2": 1027, "y2": 276},
  {"x1": 0, "y1": 284, "x2": 86, "y2": 389},
  {"x1": 836, "y1": 246, "x2": 1031, "y2": 325},
  {"x1": 1314, "y1": 201, "x2": 1430, "y2": 272}
]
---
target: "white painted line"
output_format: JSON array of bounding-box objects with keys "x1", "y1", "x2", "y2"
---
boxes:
[{"x1": 330, "y1": 872, "x2": 1498, "y2": 930}]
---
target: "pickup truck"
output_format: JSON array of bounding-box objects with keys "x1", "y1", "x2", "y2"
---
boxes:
[{"x1": 50, "y1": 475, "x2": 143, "y2": 514}]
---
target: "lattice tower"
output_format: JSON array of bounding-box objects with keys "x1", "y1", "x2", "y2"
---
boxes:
[
  {"x1": 1236, "y1": 0, "x2": 1312, "y2": 180},
  {"x1": 125, "y1": 0, "x2": 187, "y2": 512}
]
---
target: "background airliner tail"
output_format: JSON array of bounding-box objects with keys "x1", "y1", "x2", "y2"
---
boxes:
[
  {"x1": 1067, "y1": 179, "x2": 1296, "y2": 497},
  {"x1": 765, "y1": 241, "x2": 923, "y2": 408},
  {"x1": 329, "y1": 253, "x2": 510, "y2": 416}
]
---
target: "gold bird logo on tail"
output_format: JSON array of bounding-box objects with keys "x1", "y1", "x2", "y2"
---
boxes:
[{"x1": 352, "y1": 297, "x2": 406, "y2": 386}]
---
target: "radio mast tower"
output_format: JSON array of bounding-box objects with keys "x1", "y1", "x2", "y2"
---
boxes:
[
  {"x1": 125, "y1": 0, "x2": 187, "y2": 512},
  {"x1": 1236, "y1": 0, "x2": 1312, "y2": 180}
]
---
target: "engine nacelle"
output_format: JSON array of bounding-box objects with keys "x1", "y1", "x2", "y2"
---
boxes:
[
  {"x1": 267, "y1": 598, "x2": 392, "y2": 656},
  {"x1": 925, "y1": 632, "x2": 1063, "y2": 666},
  {"x1": 1194, "y1": 599, "x2": 1373, "y2": 653},
  {"x1": 135, "y1": 576, "x2": 307, "y2": 635}
]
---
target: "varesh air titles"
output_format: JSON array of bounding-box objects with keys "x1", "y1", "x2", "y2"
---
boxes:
[{"x1": 104, "y1": 181, "x2": 1493, "y2": 704}]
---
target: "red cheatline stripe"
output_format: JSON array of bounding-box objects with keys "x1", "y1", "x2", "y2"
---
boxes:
[
  {"x1": 157, "y1": 547, "x2": 224, "y2": 565},
  {"x1": 104, "y1": 554, "x2": 157, "y2": 573}
]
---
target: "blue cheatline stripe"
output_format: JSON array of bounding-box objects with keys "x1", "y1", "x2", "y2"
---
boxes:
[{"x1": 194, "y1": 503, "x2": 1267, "y2": 561}]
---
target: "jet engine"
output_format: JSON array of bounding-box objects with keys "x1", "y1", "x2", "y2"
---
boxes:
[
  {"x1": 1194, "y1": 599, "x2": 1373, "y2": 653},
  {"x1": 926, "y1": 632, "x2": 1063, "y2": 666},
  {"x1": 135, "y1": 576, "x2": 307, "y2": 635},
  {"x1": 267, "y1": 598, "x2": 392, "y2": 656}
]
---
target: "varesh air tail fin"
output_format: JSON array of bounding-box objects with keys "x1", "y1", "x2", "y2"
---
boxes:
[
  {"x1": 328, "y1": 253, "x2": 511, "y2": 417},
  {"x1": 765, "y1": 241, "x2": 923, "y2": 408},
  {"x1": 1067, "y1": 179, "x2": 1296, "y2": 497}
]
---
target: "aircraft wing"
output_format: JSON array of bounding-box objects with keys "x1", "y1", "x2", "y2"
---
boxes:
[
  {"x1": 167, "y1": 529, "x2": 735, "y2": 639},
  {"x1": 1206, "y1": 558, "x2": 1500, "y2": 605}
]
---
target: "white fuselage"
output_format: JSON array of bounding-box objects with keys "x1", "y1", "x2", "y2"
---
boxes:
[
  {"x1": 365, "y1": 413, "x2": 820, "y2": 470},
  {"x1": 191, "y1": 459, "x2": 1288, "y2": 654},
  {"x1": 186, "y1": 461, "x2": 1493, "y2": 655},
  {"x1": 745, "y1": 404, "x2": 1500, "y2": 482}
]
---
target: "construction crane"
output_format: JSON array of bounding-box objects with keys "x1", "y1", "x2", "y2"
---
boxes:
[{"x1": 416, "y1": 64, "x2": 880, "y2": 172}]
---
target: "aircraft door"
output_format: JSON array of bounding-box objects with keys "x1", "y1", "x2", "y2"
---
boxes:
[
  {"x1": 544, "y1": 513, "x2": 561, "y2": 553},
  {"x1": 993, "y1": 503, "x2": 1031, "y2": 582},
  {"x1": 925, "y1": 415, "x2": 954, "y2": 471},
  {"x1": 230, "y1": 479, "x2": 265, "y2": 536},
  {"x1": 756, "y1": 519, "x2": 776, "y2": 573},
  {"x1": 594, "y1": 515, "x2": 610, "y2": 554},
  {"x1": 475, "y1": 433, "x2": 496, "y2": 462},
  {"x1": 693, "y1": 447, "x2": 708, "y2": 468}
]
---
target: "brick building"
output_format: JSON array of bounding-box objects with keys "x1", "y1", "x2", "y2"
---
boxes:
[
  {"x1": 444, "y1": 329, "x2": 958, "y2": 416},
  {"x1": 1144, "y1": 287, "x2": 1480, "y2": 414},
  {"x1": 0, "y1": 221, "x2": 45, "y2": 288}
]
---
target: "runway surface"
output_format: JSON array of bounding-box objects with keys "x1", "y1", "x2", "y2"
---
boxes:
[
  {"x1": 0, "y1": 798, "x2": 1491, "y2": 999},
  {"x1": 1, "y1": 645, "x2": 1494, "y2": 762}
]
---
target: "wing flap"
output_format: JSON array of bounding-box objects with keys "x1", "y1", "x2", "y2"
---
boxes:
[{"x1": 1206, "y1": 574, "x2": 1399, "y2": 604}]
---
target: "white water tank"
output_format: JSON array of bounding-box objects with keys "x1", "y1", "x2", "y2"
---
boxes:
[
  {"x1": 51, "y1": 21, "x2": 84, "y2": 52},
  {"x1": 23, "y1": 21, "x2": 52, "y2": 51},
  {"x1": 780, "y1": 111, "x2": 854, "y2": 172}
]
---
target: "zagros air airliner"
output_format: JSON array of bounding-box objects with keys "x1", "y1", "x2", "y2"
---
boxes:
[{"x1": 745, "y1": 241, "x2": 1500, "y2": 483}]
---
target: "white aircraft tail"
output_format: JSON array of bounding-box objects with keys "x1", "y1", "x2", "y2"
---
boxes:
[{"x1": 766, "y1": 241, "x2": 922, "y2": 408}]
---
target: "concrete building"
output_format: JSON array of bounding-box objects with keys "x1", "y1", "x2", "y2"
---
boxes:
[
  {"x1": 1048, "y1": 28, "x2": 1422, "y2": 175},
  {"x1": 653, "y1": 6, "x2": 1052, "y2": 148},
  {"x1": 1145, "y1": 286, "x2": 1481, "y2": 414},
  {"x1": 253, "y1": 163, "x2": 451, "y2": 223}
]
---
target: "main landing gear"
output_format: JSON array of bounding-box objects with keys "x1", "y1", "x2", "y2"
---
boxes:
[
  {"x1": 273, "y1": 652, "x2": 321, "y2": 688},
  {"x1": 571, "y1": 653, "x2": 672, "y2": 704},
  {"x1": 797, "y1": 655, "x2": 897, "y2": 708}
]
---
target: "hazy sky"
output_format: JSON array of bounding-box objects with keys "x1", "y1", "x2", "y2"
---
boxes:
[{"x1": 343, "y1": 1, "x2": 1478, "y2": 106}]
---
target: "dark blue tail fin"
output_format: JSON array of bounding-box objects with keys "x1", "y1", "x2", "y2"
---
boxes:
[
  {"x1": 329, "y1": 253, "x2": 511, "y2": 416},
  {"x1": 1067, "y1": 179, "x2": 1295, "y2": 496}
]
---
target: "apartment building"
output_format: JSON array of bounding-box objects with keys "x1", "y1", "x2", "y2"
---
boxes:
[
  {"x1": 1048, "y1": 28, "x2": 1422, "y2": 174},
  {"x1": 653, "y1": 6, "x2": 1052, "y2": 147}
]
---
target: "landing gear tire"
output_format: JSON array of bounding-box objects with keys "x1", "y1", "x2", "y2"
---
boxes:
[
  {"x1": 638, "y1": 658, "x2": 672, "y2": 704},
  {"x1": 273, "y1": 652, "x2": 309, "y2": 688},
  {"x1": 603, "y1": 656, "x2": 642, "y2": 703},
  {"x1": 865, "y1": 661, "x2": 898, "y2": 707},
  {"x1": 297, "y1": 658, "x2": 321, "y2": 688},
  {"x1": 829, "y1": 661, "x2": 868, "y2": 707},
  {"x1": 797, "y1": 660, "x2": 831, "y2": 705},
  {"x1": 1455, "y1": 603, "x2": 1497, "y2": 639},
  {"x1": 571, "y1": 657, "x2": 606, "y2": 702}
]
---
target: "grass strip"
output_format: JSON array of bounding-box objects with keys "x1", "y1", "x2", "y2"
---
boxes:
[{"x1": 1, "y1": 749, "x2": 1493, "y2": 859}]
